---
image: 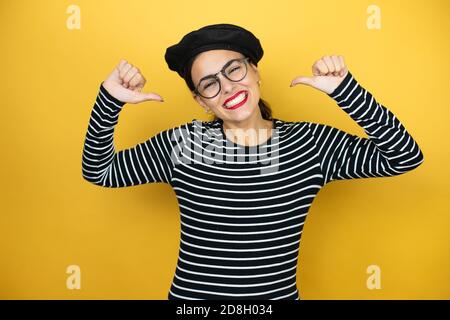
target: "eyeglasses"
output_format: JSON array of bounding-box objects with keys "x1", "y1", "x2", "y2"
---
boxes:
[{"x1": 194, "y1": 57, "x2": 250, "y2": 99}]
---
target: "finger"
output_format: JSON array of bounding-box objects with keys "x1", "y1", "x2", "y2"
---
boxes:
[
  {"x1": 119, "y1": 66, "x2": 132, "y2": 87},
  {"x1": 133, "y1": 79, "x2": 145, "y2": 92},
  {"x1": 123, "y1": 66, "x2": 139, "y2": 84},
  {"x1": 331, "y1": 55, "x2": 341, "y2": 76},
  {"x1": 117, "y1": 59, "x2": 127, "y2": 71},
  {"x1": 119, "y1": 63, "x2": 133, "y2": 80},
  {"x1": 124, "y1": 69, "x2": 138, "y2": 85},
  {"x1": 312, "y1": 63, "x2": 321, "y2": 76},
  {"x1": 128, "y1": 72, "x2": 142, "y2": 88},
  {"x1": 322, "y1": 56, "x2": 336, "y2": 74},
  {"x1": 338, "y1": 56, "x2": 346, "y2": 76},
  {"x1": 138, "y1": 92, "x2": 164, "y2": 102},
  {"x1": 316, "y1": 59, "x2": 328, "y2": 75},
  {"x1": 336, "y1": 55, "x2": 344, "y2": 69},
  {"x1": 290, "y1": 76, "x2": 314, "y2": 87}
]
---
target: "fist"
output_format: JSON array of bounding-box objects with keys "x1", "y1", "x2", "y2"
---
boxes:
[
  {"x1": 290, "y1": 55, "x2": 349, "y2": 95},
  {"x1": 102, "y1": 59, "x2": 164, "y2": 104}
]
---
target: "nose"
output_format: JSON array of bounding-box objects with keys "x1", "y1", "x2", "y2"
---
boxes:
[{"x1": 219, "y1": 73, "x2": 237, "y2": 95}]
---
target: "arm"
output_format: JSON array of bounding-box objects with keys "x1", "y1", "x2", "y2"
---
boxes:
[
  {"x1": 308, "y1": 71, "x2": 424, "y2": 184},
  {"x1": 81, "y1": 83, "x2": 182, "y2": 187}
]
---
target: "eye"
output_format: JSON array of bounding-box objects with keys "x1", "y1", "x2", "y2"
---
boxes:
[
  {"x1": 229, "y1": 66, "x2": 240, "y2": 73},
  {"x1": 203, "y1": 81, "x2": 215, "y2": 89}
]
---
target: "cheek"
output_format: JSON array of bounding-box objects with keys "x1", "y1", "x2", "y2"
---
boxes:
[
  {"x1": 245, "y1": 82, "x2": 260, "y2": 100},
  {"x1": 198, "y1": 97, "x2": 217, "y2": 110}
]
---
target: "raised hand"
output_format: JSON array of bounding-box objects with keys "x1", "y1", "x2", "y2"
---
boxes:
[
  {"x1": 101, "y1": 59, "x2": 164, "y2": 104},
  {"x1": 290, "y1": 55, "x2": 349, "y2": 95}
]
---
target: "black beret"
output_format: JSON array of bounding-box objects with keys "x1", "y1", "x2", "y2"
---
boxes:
[{"x1": 164, "y1": 23, "x2": 264, "y2": 91}]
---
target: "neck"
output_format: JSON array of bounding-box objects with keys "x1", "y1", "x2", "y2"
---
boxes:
[{"x1": 222, "y1": 114, "x2": 273, "y2": 146}]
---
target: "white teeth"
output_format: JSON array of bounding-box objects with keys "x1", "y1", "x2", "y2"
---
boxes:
[{"x1": 224, "y1": 92, "x2": 247, "y2": 108}]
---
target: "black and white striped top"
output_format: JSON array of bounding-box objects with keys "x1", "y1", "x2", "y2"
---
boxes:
[{"x1": 82, "y1": 71, "x2": 424, "y2": 300}]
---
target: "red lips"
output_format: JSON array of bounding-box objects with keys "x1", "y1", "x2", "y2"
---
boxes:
[{"x1": 223, "y1": 90, "x2": 248, "y2": 106}]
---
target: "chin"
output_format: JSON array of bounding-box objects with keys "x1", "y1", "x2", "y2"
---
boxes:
[{"x1": 224, "y1": 107, "x2": 257, "y2": 123}]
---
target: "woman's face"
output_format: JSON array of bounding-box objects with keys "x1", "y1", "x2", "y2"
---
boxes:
[{"x1": 191, "y1": 49, "x2": 261, "y2": 123}]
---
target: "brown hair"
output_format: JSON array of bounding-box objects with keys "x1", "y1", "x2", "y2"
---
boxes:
[{"x1": 183, "y1": 54, "x2": 273, "y2": 122}]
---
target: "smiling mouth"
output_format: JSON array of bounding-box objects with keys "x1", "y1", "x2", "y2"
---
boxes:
[{"x1": 223, "y1": 91, "x2": 248, "y2": 109}]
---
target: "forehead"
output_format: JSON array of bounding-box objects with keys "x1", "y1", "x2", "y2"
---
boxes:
[{"x1": 191, "y1": 49, "x2": 244, "y2": 80}]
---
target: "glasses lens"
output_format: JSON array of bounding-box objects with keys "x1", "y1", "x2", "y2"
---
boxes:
[
  {"x1": 225, "y1": 59, "x2": 247, "y2": 82},
  {"x1": 197, "y1": 59, "x2": 248, "y2": 98},
  {"x1": 198, "y1": 77, "x2": 220, "y2": 98}
]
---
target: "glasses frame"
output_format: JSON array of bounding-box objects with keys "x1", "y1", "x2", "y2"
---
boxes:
[{"x1": 193, "y1": 57, "x2": 250, "y2": 99}]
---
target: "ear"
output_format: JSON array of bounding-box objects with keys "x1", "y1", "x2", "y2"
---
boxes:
[{"x1": 250, "y1": 63, "x2": 260, "y2": 82}]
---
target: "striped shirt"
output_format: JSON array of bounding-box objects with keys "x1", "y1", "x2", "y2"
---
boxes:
[{"x1": 81, "y1": 71, "x2": 424, "y2": 300}]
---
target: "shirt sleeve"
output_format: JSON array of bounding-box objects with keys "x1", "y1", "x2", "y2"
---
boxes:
[
  {"x1": 81, "y1": 83, "x2": 187, "y2": 187},
  {"x1": 307, "y1": 70, "x2": 425, "y2": 185}
]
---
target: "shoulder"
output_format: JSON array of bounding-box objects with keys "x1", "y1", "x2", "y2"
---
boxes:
[
  {"x1": 275, "y1": 119, "x2": 349, "y2": 140},
  {"x1": 275, "y1": 118, "x2": 311, "y2": 133}
]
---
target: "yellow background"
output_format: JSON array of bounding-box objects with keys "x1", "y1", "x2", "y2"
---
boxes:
[{"x1": 0, "y1": 0, "x2": 448, "y2": 299}]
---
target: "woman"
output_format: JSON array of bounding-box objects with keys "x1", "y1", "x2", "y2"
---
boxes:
[{"x1": 82, "y1": 23, "x2": 424, "y2": 300}]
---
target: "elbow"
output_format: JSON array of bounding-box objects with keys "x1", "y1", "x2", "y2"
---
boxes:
[
  {"x1": 391, "y1": 147, "x2": 425, "y2": 173},
  {"x1": 409, "y1": 145, "x2": 425, "y2": 170},
  {"x1": 413, "y1": 148, "x2": 425, "y2": 170},
  {"x1": 82, "y1": 167, "x2": 105, "y2": 187},
  {"x1": 82, "y1": 171, "x2": 98, "y2": 186}
]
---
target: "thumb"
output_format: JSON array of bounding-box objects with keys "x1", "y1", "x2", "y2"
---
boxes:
[
  {"x1": 133, "y1": 91, "x2": 164, "y2": 103},
  {"x1": 290, "y1": 76, "x2": 314, "y2": 87}
]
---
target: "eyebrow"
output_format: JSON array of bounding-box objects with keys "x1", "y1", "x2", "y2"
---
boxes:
[{"x1": 197, "y1": 58, "x2": 239, "y2": 85}]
